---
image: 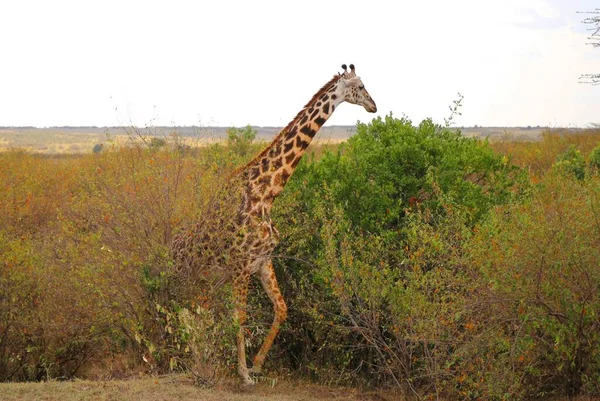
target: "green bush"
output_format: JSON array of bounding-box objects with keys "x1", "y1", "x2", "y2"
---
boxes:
[
  {"x1": 271, "y1": 114, "x2": 524, "y2": 391},
  {"x1": 286, "y1": 114, "x2": 522, "y2": 235},
  {"x1": 588, "y1": 144, "x2": 600, "y2": 170},
  {"x1": 553, "y1": 145, "x2": 586, "y2": 180}
]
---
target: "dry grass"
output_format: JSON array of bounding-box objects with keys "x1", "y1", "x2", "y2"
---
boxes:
[
  {"x1": 1, "y1": 376, "x2": 594, "y2": 401},
  {"x1": 490, "y1": 128, "x2": 600, "y2": 177},
  {"x1": 0, "y1": 129, "x2": 112, "y2": 154},
  {"x1": 0, "y1": 375, "x2": 403, "y2": 401},
  {"x1": 0, "y1": 129, "x2": 220, "y2": 154}
]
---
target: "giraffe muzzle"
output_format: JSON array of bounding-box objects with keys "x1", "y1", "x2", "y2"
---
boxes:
[{"x1": 366, "y1": 101, "x2": 377, "y2": 113}]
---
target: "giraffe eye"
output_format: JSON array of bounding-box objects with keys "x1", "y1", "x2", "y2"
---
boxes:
[{"x1": 359, "y1": 85, "x2": 365, "y2": 90}]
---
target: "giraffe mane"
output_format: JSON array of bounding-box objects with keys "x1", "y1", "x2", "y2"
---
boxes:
[{"x1": 231, "y1": 73, "x2": 342, "y2": 177}]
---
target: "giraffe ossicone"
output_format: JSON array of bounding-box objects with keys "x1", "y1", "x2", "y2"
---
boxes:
[{"x1": 172, "y1": 64, "x2": 377, "y2": 385}]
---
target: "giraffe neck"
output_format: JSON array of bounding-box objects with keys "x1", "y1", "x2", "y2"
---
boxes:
[{"x1": 240, "y1": 76, "x2": 344, "y2": 213}]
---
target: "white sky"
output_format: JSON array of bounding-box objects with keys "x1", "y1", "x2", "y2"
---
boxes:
[{"x1": 1, "y1": 0, "x2": 599, "y2": 128}]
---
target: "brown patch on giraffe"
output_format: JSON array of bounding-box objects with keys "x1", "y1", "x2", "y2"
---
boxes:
[
  {"x1": 283, "y1": 141, "x2": 294, "y2": 153},
  {"x1": 257, "y1": 175, "x2": 270, "y2": 185},
  {"x1": 299, "y1": 115, "x2": 308, "y2": 126},
  {"x1": 296, "y1": 136, "x2": 309, "y2": 149},
  {"x1": 260, "y1": 178, "x2": 272, "y2": 193},
  {"x1": 273, "y1": 173, "x2": 282, "y2": 187},
  {"x1": 323, "y1": 102, "x2": 330, "y2": 114},
  {"x1": 291, "y1": 156, "x2": 302, "y2": 169},
  {"x1": 285, "y1": 153, "x2": 295, "y2": 164},
  {"x1": 284, "y1": 125, "x2": 298, "y2": 142},
  {"x1": 281, "y1": 169, "x2": 290, "y2": 183},
  {"x1": 314, "y1": 116, "x2": 326, "y2": 127},
  {"x1": 300, "y1": 125, "x2": 317, "y2": 138},
  {"x1": 272, "y1": 157, "x2": 283, "y2": 170},
  {"x1": 249, "y1": 166, "x2": 260, "y2": 180},
  {"x1": 261, "y1": 158, "x2": 270, "y2": 173},
  {"x1": 310, "y1": 108, "x2": 319, "y2": 120},
  {"x1": 269, "y1": 140, "x2": 282, "y2": 157}
]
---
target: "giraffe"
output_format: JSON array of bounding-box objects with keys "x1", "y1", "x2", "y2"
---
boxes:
[{"x1": 172, "y1": 64, "x2": 377, "y2": 385}]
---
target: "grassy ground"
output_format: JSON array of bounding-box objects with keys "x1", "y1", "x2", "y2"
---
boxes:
[
  {"x1": 0, "y1": 375, "x2": 401, "y2": 401},
  {"x1": 0, "y1": 376, "x2": 591, "y2": 401}
]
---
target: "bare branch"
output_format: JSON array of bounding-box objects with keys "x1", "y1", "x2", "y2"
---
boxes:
[{"x1": 578, "y1": 9, "x2": 600, "y2": 84}]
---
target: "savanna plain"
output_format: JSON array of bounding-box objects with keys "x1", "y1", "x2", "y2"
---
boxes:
[{"x1": 2, "y1": 119, "x2": 600, "y2": 400}]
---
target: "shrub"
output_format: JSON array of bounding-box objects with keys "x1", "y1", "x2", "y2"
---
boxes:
[
  {"x1": 553, "y1": 145, "x2": 586, "y2": 180},
  {"x1": 588, "y1": 144, "x2": 600, "y2": 170},
  {"x1": 63, "y1": 139, "x2": 239, "y2": 377},
  {"x1": 271, "y1": 114, "x2": 524, "y2": 391},
  {"x1": 226, "y1": 125, "x2": 257, "y2": 157},
  {"x1": 0, "y1": 138, "x2": 243, "y2": 382},
  {"x1": 469, "y1": 172, "x2": 600, "y2": 397},
  {"x1": 285, "y1": 114, "x2": 523, "y2": 235},
  {"x1": 149, "y1": 137, "x2": 166, "y2": 150},
  {"x1": 92, "y1": 143, "x2": 104, "y2": 154}
]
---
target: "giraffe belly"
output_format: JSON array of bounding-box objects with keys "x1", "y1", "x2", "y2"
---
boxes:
[{"x1": 245, "y1": 220, "x2": 279, "y2": 273}]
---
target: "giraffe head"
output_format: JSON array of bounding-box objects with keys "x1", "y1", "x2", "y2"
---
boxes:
[{"x1": 337, "y1": 64, "x2": 377, "y2": 113}]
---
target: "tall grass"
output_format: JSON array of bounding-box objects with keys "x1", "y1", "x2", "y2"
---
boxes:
[{"x1": 490, "y1": 128, "x2": 600, "y2": 178}]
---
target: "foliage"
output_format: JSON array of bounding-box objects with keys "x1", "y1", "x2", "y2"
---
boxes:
[
  {"x1": 226, "y1": 125, "x2": 257, "y2": 157},
  {"x1": 444, "y1": 92, "x2": 464, "y2": 127},
  {"x1": 285, "y1": 114, "x2": 523, "y2": 234},
  {"x1": 271, "y1": 114, "x2": 525, "y2": 396},
  {"x1": 588, "y1": 144, "x2": 600, "y2": 170},
  {"x1": 469, "y1": 172, "x2": 600, "y2": 397},
  {"x1": 2, "y1": 119, "x2": 600, "y2": 400},
  {"x1": 553, "y1": 145, "x2": 586, "y2": 180},
  {"x1": 490, "y1": 128, "x2": 600, "y2": 179},
  {"x1": 0, "y1": 135, "x2": 240, "y2": 382},
  {"x1": 149, "y1": 137, "x2": 167, "y2": 150}
]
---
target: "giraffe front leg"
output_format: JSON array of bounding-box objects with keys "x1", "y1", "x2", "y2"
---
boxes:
[
  {"x1": 250, "y1": 260, "x2": 288, "y2": 375},
  {"x1": 232, "y1": 273, "x2": 254, "y2": 385}
]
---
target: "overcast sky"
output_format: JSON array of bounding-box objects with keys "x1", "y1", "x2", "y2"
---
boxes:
[{"x1": 1, "y1": 0, "x2": 599, "y2": 128}]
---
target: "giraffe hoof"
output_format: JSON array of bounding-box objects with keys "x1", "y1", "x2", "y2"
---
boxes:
[{"x1": 238, "y1": 367, "x2": 255, "y2": 386}]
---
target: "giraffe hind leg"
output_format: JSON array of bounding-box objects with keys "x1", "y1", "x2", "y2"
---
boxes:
[
  {"x1": 250, "y1": 260, "x2": 288, "y2": 374},
  {"x1": 232, "y1": 271, "x2": 254, "y2": 385}
]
